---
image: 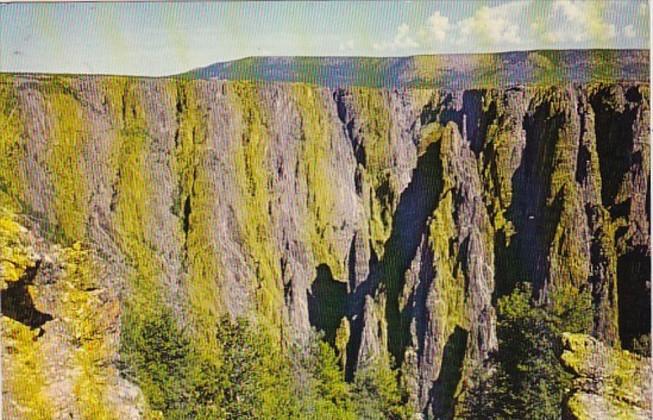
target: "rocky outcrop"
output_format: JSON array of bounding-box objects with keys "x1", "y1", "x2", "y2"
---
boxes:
[
  {"x1": 561, "y1": 333, "x2": 652, "y2": 419},
  {"x1": 0, "y1": 209, "x2": 146, "y2": 419},
  {"x1": 0, "y1": 73, "x2": 649, "y2": 417}
]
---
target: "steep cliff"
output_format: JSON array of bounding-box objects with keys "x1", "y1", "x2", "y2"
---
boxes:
[{"x1": 0, "y1": 67, "x2": 650, "y2": 418}]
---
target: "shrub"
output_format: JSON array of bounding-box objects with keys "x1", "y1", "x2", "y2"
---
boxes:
[
  {"x1": 122, "y1": 312, "x2": 415, "y2": 419},
  {"x1": 460, "y1": 282, "x2": 593, "y2": 419}
]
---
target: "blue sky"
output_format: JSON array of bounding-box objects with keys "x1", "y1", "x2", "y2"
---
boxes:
[{"x1": 0, "y1": 1, "x2": 649, "y2": 76}]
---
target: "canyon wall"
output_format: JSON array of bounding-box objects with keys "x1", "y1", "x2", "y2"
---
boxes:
[{"x1": 1, "y1": 74, "x2": 649, "y2": 417}]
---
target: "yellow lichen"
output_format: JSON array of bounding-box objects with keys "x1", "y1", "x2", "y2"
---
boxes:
[
  {"x1": 60, "y1": 245, "x2": 117, "y2": 419},
  {"x1": 335, "y1": 317, "x2": 351, "y2": 371},
  {"x1": 229, "y1": 82, "x2": 283, "y2": 330},
  {"x1": 172, "y1": 80, "x2": 223, "y2": 343},
  {"x1": 0, "y1": 210, "x2": 34, "y2": 286},
  {"x1": 101, "y1": 78, "x2": 164, "y2": 305},
  {"x1": 0, "y1": 75, "x2": 26, "y2": 213},
  {"x1": 349, "y1": 88, "x2": 397, "y2": 259},
  {"x1": 45, "y1": 78, "x2": 89, "y2": 242},
  {"x1": 561, "y1": 333, "x2": 652, "y2": 419},
  {"x1": 2, "y1": 318, "x2": 54, "y2": 420},
  {"x1": 291, "y1": 84, "x2": 345, "y2": 279},
  {"x1": 1, "y1": 208, "x2": 54, "y2": 419}
]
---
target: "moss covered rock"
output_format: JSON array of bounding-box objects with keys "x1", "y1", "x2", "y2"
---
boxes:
[
  {"x1": 561, "y1": 333, "x2": 652, "y2": 419},
  {"x1": 1, "y1": 208, "x2": 146, "y2": 419}
]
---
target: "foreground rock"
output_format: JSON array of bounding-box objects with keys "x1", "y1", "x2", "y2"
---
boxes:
[
  {"x1": 0, "y1": 209, "x2": 145, "y2": 419},
  {"x1": 561, "y1": 333, "x2": 652, "y2": 420}
]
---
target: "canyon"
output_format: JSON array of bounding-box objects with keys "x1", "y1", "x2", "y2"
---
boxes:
[{"x1": 1, "y1": 50, "x2": 650, "y2": 418}]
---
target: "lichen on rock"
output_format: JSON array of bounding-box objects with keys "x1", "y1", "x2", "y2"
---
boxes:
[
  {"x1": 561, "y1": 332, "x2": 652, "y2": 420},
  {"x1": 1, "y1": 207, "x2": 146, "y2": 419}
]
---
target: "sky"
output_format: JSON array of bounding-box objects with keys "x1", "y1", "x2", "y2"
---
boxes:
[{"x1": 0, "y1": 1, "x2": 650, "y2": 76}]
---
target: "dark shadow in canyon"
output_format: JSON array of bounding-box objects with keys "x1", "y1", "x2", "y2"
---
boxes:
[
  {"x1": 462, "y1": 90, "x2": 496, "y2": 155},
  {"x1": 1, "y1": 260, "x2": 53, "y2": 331},
  {"x1": 341, "y1": 137, "x2": 444, "y2": 376},
  {"x1": 428, "y1": 326, "x2": 468, "y2": 419},
  {"x1": 494, "y1": 100, "x2": 566, "y2": 301},
  {"x1": 412, "y1": 236, "x2": 436, "y2": 370},
  {"x1": 344, "y1": 234, "x2": 378, "y2": 380},
  {"x1": 590, "y1": 87, "x2": 638, "y2": 211},
  {"x1": 378, "y1": 139, "x2": 444, "y2": 366},
  {"x1": 307, "y1": 264, "x2": 347, "y2": 346},
  {"x1": 617, "y1": 249, "x2": 651, "y2": 350}
]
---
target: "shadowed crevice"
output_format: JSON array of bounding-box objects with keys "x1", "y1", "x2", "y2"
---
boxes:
[
  {"x1": 590, "y1": 87, "x2": 638, "y2": 211},
  {"x1": 182, "y1": 195, "x2": 191, "y2": 236},
  {"x1": 307, "y1": 264, "x2": 347, "y2": 346},
  {"x1": 379, "y1": 139, "x2": 444, "y2": 365},
  {"x1": 428, "y1": 326, "x2": 468, "y2": 418},
  {"x1": 340, "y1": 138, "x2": 444, "y2": 376},
  {"x1": 495, "y1": 101, "x2": 565, "y2": 300},
  {"x1": 1, "y1": 260, "x2": 53, "y2": 331},
  {"x1": 617, "y1": 249, "x2": 651, "y2": 350},
  {"x1": 345, "y1": 238, "x2": 378, "y2": 380}
]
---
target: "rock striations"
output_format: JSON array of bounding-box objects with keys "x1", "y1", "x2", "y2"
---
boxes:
[{"x1": 0, "y1": 53, "x2": 650, "y2": 418}]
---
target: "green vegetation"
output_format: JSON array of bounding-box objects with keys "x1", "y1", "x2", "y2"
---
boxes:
[
  {"x1": 44, "y1": 78, "x2": 90, "y2": 243},
  {"x1": 122, "y1": 311, "x2": 413, "y2": 419},
  {"x1": 352, "y1": 355, "x2": 414, "y2": 420},
  {"x1": 350, "y1": 88, "x2": 398, "y2": 259},
  {"x1": 229, "y1": 82, "x2": 283, "y2": 329},
  {"x1": 121, "y1": 311, "x2": 232, "y2": 418},
  {"x1": 0, "y1": 76, "x2": 26, "y2": 213},
  {"x1": 292, "y1": 84, "x2": 345, "y2": 279},
  {"x1": 459, "y1": 283, "x2": 593, "y2": 419},
  {"x1": 293, "y1": 331, "x2": 413, "y2": 420},
  {"x1": 2, "y1": 318, "x2": 54, "y2": 420},
  {"x1": 172, "y1": 80, "x2": 224, "y2": 342}
]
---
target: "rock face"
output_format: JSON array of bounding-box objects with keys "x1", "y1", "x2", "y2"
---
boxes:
[
  {"x1": 0, "y1": 210, "x2": 146, "y2": 419},
  {"x1": 561, "y1": 333, "x2": 652, "y2": 419},
  {"x1": 0, "y1": 71, "x2": 650, "y2": 418}
]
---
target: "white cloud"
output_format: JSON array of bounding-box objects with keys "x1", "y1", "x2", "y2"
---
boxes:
[
  {"x1": 549, "y1": 0, "x2": 616, "y2": 42},
  {"x1": 339, "y1": 39, "x2": 355, "y2": 52},
  {"x1": 624, "y1": 24, "x2": 637, "y2": 39},
  {"x1": 367, "y1": 0, "x2": 632, "y2": 55},
  {"x1": 427, "y1": 11, "x2": 450, "y2": 42},
  {"x1": 372, "y1": 23, "x2": 419, "y2": 52},
  {"x1": 457, "y1": 1, "x2": 524, "y2": 46},
  {"x1": 542, "y1": 31, "x2": 563, "y2": 44}
]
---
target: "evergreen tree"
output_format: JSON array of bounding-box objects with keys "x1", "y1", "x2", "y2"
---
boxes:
[{"x1": 459, "y1": 282, "x2": 593, "y2": 419}]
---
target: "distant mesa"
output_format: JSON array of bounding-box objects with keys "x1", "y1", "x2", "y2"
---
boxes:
[
  {"x1": 178, "y1": 49, "x2": 650, "y2": 88},
  {"x1": 3, "y1": 49, "x2": 648, "y2": 89}
]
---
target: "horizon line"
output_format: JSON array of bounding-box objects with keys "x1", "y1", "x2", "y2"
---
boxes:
[{"x1": 1, "y1": 47, "x2": 648, "y2": 79}]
